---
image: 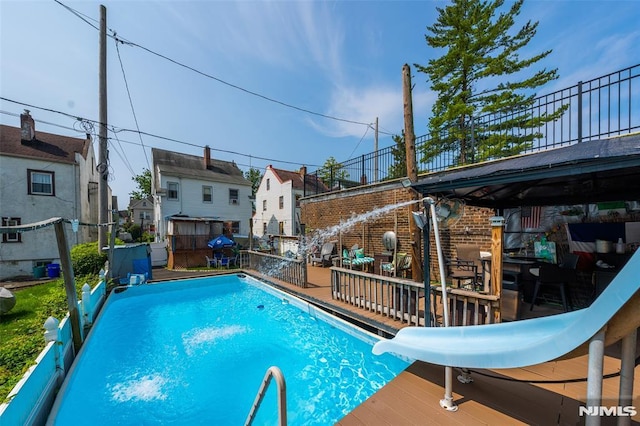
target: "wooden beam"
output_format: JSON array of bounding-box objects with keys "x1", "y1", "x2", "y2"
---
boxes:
[{"x1": 54, "y1": 221, "x2": 82, "y2": 352}]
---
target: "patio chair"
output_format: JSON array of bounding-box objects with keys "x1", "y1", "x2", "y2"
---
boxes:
[
  {"x1": 205, "y1": 255, "x2": 217, "y2": 267},
  {"x1": 350, "y1": 247, "x2": 375, "y2": 271},
  {"x1": 381, "y1": 252, "x2": 407, "y2": 276},
  {"x1": 446, "y1": 245, "x2": 483, "y2": 290},
  {"x1": 217, "y1": 255, "x2": 231, "y2": 268},
  {"x1": 530, "y1": 252, "x2": 579, "y2": 312},
  {"x1": 310, "y1": 242, "x2": 335, "y2": 267}
]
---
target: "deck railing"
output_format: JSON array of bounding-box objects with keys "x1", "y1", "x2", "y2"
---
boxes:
[
  {"x1": 247, "y1": 251, "x2": 307, "y2": 288},
  {"x1": 331, "y1": 267, "x2": 501, "y2": 327},
  {"x1": 331, "y1": 267, "x2": 426, "y2": 326},
  {"x1": 306, "y1": 64, "x2": 640, "y2": 192},
  {"x1": 431, "y1": 287, "x2": 500, "y2": 327}
]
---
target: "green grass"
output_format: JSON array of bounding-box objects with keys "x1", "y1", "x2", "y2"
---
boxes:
[{"x1": 0, "y1": 277, "x2": 94, "y2": 401}]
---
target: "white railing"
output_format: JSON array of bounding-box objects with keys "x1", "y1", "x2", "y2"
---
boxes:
[{"x1": 0, "y1": 274, "x2": 107, "y2": 425}]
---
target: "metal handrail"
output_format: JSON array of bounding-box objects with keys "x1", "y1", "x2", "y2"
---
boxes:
[{"x1": 244, "y1": 366, "x2": 287, "y2": 426}]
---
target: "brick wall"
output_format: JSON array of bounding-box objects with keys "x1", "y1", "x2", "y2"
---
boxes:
[{"x1": 300, "y1": 181, "x2": 496, "y2": 281}]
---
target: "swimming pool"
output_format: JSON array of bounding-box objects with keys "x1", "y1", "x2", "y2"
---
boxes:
[{"x1": 47, "y1": 274, "x2": 409, "y2": 425}]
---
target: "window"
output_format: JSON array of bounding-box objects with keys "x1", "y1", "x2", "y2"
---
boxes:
[
  {"x1": 266, "y1": 178, "x2": 270, "y2": 191},
  {"x1": 202, "y1": 186, "x2": 213, "y2": 203},
  {"x1": 28, "y1": 170, "x2": 54, "y2": 195},
  {"x1": 262, "y1": 222, "x2": 267, "y2": 235},
  {"x1": 279, "y1": 222, "x2": 284, "y2": 234},
  {"x1": 167, "y1": 182, "x2": 179, "y2": 200},
  {"x1": 2, "y1": 217, "x2": 21, "y2": 243},
  {"x1": 229, "y1": 189, "x2": 239, "y2": 205},
  {"x1": 228, "y1": 220, "x2": 240, "y2": 234},
  {"x1": 262, "y1": 200, "x2": 267, "y2": 211},
  {"x1": 295, "y1": 194, "x2": 301, "y2": 207},
  {"x1": 139, "y1": 212, "x2": 151, "y2": 220},
  {"x1": 279, "y1": 196, "x2": 284, "y2": 209}
]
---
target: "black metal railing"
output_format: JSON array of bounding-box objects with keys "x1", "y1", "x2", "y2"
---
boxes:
[{"x1": 306, "y1": 64, "x2": 639, "y2": 194}]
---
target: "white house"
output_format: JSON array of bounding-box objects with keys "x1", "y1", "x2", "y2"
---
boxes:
[
  {"x1": 253, "y1": 165, "x2": 327, "y2": 237},
  {"x1": 0, "y1": 111, "x2": 100, "y2": 280},
  {"x1": 128, "y1": 196, "x2": 154, "y2": 234},
  {"x1": 152, "y1": 146, "x2": 253, "y2": 242}
]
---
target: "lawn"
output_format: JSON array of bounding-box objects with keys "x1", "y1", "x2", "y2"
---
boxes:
[{"x1": 0, "y1": 277, "x2": 91, "y2": 401}]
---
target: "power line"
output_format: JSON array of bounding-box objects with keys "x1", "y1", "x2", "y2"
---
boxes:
[
  {"x1": 114, "y1": 34, "x2": 151, "y2": 171},
  {"x1": 0, "y1": 98, "x2": 323, "y2": 168},
  {"x1": 54, "y1": 0, "x2": 374, "y2": 128}
]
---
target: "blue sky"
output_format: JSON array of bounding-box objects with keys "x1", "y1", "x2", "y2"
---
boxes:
[{"x1": 1, "y1": 0, "x2": 639, "y2": 205}]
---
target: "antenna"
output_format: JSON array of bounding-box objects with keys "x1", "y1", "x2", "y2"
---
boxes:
[{"x1": 435, "y1": 198, "x2": 465, "y2": 228}]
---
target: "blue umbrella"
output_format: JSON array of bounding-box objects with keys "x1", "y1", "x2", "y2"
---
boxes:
[{"x1": 207, "y1": 235, "x2": 235, "y2": 250}]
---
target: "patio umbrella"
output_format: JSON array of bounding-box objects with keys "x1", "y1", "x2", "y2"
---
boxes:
[{"x1": 207, "y1": 235, "x2": 235, "y2": 250}]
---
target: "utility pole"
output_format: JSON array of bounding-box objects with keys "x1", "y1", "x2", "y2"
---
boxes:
[
  {"x1": 98, "y1": 5, "x2": 109, "y2": 252},
  {"x1": 402, "y1": 64, "x2": 422, "y2": 282}
]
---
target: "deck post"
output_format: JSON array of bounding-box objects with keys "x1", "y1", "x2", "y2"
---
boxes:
[
  {"x1": 586, "y1": 327, "x2": 606, "y2": 426},
  {"x1": 490, "y1": 217, "x2": 504, "y2": 323},
  {"x1": 617, "y1": 328, "x2": 637, "y2": 426}
]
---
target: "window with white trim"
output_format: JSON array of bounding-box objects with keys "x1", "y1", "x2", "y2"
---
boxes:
[
  {"x1": 28, "y1": 170, "x2": 54, "y2": 195},
  {"x1": 167, "y1": 182, "x2": 179, "y2": 200},
  {"x1": 202, "y1": 185, "x2": 213, "y2": 203},
  {"x1": 279, "y1": 196, "x2": 284, "y2": 209},
  {"x1": 2, "y1": 217, "x2": 21, "y2": 242},
  {"x1": 229, "y1": 189, "x2": 239, "y2": 205}
]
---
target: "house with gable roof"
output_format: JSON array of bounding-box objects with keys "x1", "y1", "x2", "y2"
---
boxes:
[
  {"x1": 253, "y1": 165, "x2": 328, "y2": 237},
  {"x1": 151, "y1": 146, "x2": 252, "y2": 257},
  {"x1": 0, "y1": 110, "x2": 101, "y2": 280}
]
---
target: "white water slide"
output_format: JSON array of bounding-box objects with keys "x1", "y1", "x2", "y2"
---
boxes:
[{"x1": 373, "y1": 247, "x2": 640, "y2": 419}]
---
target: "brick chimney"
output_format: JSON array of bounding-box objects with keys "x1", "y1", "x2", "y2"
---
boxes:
[
  {"x1": 20, "y1": 110, "x2": 36, "y2": 141},
  {"x1": 204, "y1": 145, "x2": 211, "y2": 169},
  {"x1": 299, "y1": 165, "x2": 307, "y2": 177}
]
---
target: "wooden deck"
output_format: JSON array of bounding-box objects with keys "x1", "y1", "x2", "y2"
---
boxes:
[{"x1": 246, "y1": 264, "x2": 640, "y2": 425}]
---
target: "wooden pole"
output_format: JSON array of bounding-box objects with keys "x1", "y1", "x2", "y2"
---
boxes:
[
  {"x1": 490, "y1": 216, "x2": 505, "y2": 323},
  {"x1": 54, "y1": 221, "x2": 82, "y2": 352},
  {"x1": 98, "y1": 5, "x2": 109, "y2": 252},
  {"x1": 403, "y1": 64, "x2": 422, "y2": 282}
]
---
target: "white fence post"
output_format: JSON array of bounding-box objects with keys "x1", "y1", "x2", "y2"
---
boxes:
[
  {"x1": 43, "y1": 316, "x2": 62, "y2": 371},
  {"x1": 81, "y1": 283, "x2": 91, "y2": 326}
]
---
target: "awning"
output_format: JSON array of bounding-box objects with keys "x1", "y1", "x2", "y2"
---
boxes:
[{"x1": 411, "y1": 134, "x2": 640, "y2": 209}]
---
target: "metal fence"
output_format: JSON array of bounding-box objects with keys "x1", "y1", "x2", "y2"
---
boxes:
[{"x1": 306, "y1": 64, "x2": 639, "y2": 193}]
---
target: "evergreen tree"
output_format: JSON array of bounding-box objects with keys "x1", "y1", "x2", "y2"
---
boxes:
[
  {"x1": 318, "y1": 156, "x2": 349, "y2": 189},
  {"x1": 416, "y1": 0, "x2": 563, "y2": 167},
  {"x1": 387, "y1": 132, "x2": 407, "y2": 180}
]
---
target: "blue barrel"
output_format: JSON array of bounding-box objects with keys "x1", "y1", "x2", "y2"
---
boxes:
[{"x1": 47, "y1": 263, "x2": 61, "y2": 278}]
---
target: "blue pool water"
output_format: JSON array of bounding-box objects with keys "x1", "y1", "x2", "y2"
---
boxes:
[{"x1": 48, "y1": 274, "x2": 409, "y2": 425}]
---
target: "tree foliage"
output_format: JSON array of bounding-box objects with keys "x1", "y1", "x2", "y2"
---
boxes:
[
  {"x1": 416, "y1": 0, "x2": 562, "y2": 166},
  {"x1": 318, "y1": 156, "x2": 349, "y2": 189},
  {"x1": 243, "y1": 167, "x2": 263, "y2": 198},
  {"x1": 130, "y1": 168, "x2": 152, "y2": 199},
  {"x1": 387, "y1": 132, "x2": 407, "y2": 180}
]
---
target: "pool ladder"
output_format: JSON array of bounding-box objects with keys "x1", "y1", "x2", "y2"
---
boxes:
[{"x1": 244, "y1": 366, "x2": 287, "y2": 426}]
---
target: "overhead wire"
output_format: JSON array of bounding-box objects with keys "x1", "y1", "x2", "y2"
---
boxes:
[
  {"x1": 347, "y1": 125, "x2": 370, "y2": 160},
  {"x1": 55, "y1": 0, "x2": 374, "y2": 129},
  {"x1": 113, "y1": 31, "x2": 151, "y2": 171},
  {"x1": 0, "y1": 97, "x2": 324, "y2": 168}
]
